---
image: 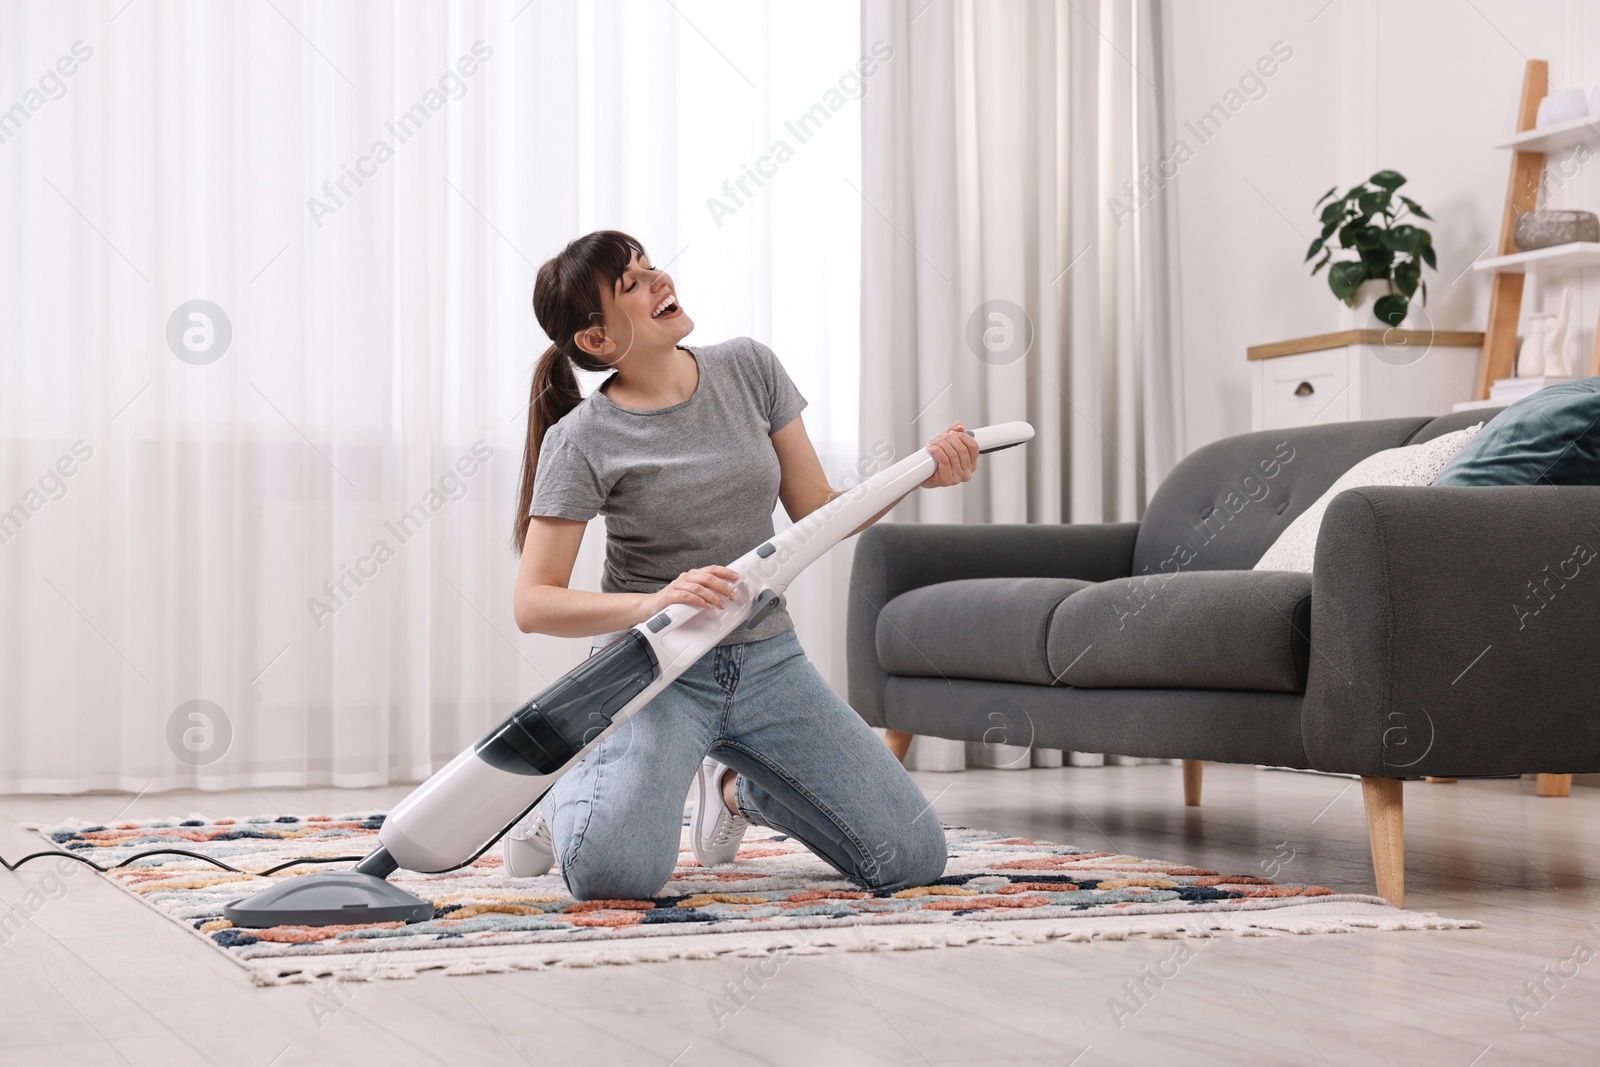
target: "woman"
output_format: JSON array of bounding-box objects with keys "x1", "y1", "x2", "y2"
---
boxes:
[{"x1": 506, "y1": 230, "x2": 980, "y2": 901}]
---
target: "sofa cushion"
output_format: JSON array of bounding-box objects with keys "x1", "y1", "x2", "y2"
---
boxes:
[
  {"x1": 1408, "y1": 406, "x2": 1504, "y2": 444},
  {"x1": 1252, "y1": 424, "x2": 1482, "y2": 573},
  {"x1": 877, "y1": 577, "x2": 1093, "y2": 685},
  {"x1": 1434, "y1": 377, "x2": 1600, "y2": 486},
  {"x1": 1047, "y1": 570, "x2": 1313, "y2": 692}
]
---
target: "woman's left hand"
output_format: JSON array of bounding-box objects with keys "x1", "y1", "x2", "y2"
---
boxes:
[{"x1": 920, "y1": 421, "x2": 980, "y2": 488}]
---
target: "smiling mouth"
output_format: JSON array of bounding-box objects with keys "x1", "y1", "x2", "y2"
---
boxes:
[{"x1": 651, "y1": 294, "x2": 681, "y2": 319}]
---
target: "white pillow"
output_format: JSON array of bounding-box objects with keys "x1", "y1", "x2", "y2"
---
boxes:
[{"x1": 1252, "y1": 424, "x2": 1482, "y2": 573}]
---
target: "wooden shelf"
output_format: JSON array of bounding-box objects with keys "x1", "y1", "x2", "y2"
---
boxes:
[
  {"x1": 1476, "y1": 60, "x2": 1550, "y2": 397},
  {"x1": 1247, "y1": 329, "x2": 1485, "y2": 361},
  {"x1": 1470, "y1": 242, "x2": 1600, "y2": 274},
  {"x1": 1495, "y1": 114, "x2": 1600, "y2": 155}
]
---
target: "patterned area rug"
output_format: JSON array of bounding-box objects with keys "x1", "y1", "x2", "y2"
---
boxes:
[{"x1": 30, "y1": 812, "x2": 1478, "y2": 985}]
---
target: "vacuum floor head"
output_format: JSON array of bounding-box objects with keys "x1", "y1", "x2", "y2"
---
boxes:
[{"x1": 223, "y1": 870, "x2": 434, "y2": 928}]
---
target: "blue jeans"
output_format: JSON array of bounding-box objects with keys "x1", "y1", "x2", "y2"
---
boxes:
[{"x1": 544, "y1": 629, "x2": 947, "y2": 901}]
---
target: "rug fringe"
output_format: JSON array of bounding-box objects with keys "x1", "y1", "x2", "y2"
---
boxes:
[{"x1": 238, "y1": 907, "x2": 1481, "y2": 986}]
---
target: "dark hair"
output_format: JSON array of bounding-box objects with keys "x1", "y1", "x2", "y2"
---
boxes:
[{"x1": 514, "y1": 230, "x2": 647, "y2": 553}]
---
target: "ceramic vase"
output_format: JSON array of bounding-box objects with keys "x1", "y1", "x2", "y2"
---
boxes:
[{"x1": 1520, "y1": 314, "x2": 1554, "y2": 377}]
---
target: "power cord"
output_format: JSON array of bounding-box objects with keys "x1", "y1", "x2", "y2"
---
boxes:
[{"x1": 1, "y1": 848, "x2": 366, "y2": 877}]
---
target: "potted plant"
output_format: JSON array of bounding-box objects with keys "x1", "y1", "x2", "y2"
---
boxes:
[{"x1": 1306, "y1": 170, "x2": 1436, "y2": 327}]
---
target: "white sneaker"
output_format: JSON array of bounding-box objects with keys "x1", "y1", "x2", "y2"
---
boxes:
[
  {"x1": 691, "y1": 757, "x2": 750, "y2": 868},
  {"x1": 501, "y1": 806, "x2": 555, "y2": 878}
]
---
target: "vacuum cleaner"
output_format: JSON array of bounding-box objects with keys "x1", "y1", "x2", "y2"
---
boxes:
[{"x1": 224, "y1": 421, "x2": 1035, "y2": 927}]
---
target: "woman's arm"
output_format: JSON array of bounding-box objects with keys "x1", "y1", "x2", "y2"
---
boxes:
[
  {"x1": 514, "y1": 516, "x2": 740, "y2": 637},
  {"x1": 513, "y1": 517, "x2": 637, "y2": 636},
  {"x1": 772, "y1": 415, "x2": 979, "y2": 531}
]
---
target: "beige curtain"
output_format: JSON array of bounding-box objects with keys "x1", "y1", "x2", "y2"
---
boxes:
[
  {"x1": 0, "y1": 0, "x2": 864, "y2": 793},
  {"x1": 859, "y1": 0, "x2": 1185, "y2": 770}
]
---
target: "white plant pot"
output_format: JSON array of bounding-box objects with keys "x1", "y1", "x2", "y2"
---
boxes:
[{"x1": 1347, "y1": 278, "x2": 1410, "y2": 329}]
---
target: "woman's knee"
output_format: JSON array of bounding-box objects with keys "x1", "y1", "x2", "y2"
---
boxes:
[
  {"x1": 559, "y1": 848, "x2": 673, "y2": 902},
  {"x1": 861, "y1": 818, "x2": 947, "y2": 891}
]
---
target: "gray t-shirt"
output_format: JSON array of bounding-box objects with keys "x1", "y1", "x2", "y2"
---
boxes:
[{"x1": 530, "y1": 336, "x2": 808, "y2": 645}]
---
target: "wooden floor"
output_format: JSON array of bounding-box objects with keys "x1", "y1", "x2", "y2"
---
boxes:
[{"x1": 2, "y1": 763, "x2": 1598, "y2": 1066}]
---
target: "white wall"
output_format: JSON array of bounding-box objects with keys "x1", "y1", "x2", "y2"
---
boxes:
[{"x1": 1170, "y1": 0, "x2": 1597, "y2": 452}]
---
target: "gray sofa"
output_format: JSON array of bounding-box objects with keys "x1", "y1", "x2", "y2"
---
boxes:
[{"x1": 847, "y1": 408, "x2": 1600, "y2": 906}]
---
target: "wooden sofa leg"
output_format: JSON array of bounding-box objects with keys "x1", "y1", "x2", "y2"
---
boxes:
[
  {"x1": 1182, "y1": 760, "x2": 1203, "y2": 806},
  {"x1": 884, "y1": 729, "x2": 915, "y2": 764},
  {"x1": 1535, "y1": 773, "x2": 1573, "y2": 797},
  {"x1": 1361, "y1": 777, "x2": 1404, "y2": 908}
]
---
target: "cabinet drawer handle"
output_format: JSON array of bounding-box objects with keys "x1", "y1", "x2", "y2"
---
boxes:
[{"x1": 1294, "y1": 381, "x2": 1315, "y2": 397}]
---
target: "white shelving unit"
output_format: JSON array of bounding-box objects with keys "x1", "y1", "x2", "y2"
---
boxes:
[
  {"x1": 1485, "y1": 109, "x2": 1600, "y2": 279},
  {"x1": 1471, "y1": 242, "x2": 1600, "y2": 274},
  {"x1": 1469, "y1": 61, "x2": 1600, "y2": 398},
  {"x1": 1494, "y1": 114, "x2": 1600, "y2": 155}
]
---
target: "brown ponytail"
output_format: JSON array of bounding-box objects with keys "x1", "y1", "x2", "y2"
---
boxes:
[{"x1": 513, "y1": 230, "x2": 648, "y2": 554}]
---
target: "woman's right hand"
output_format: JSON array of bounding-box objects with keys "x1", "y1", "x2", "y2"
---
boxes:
[{"x1": 642, "y1": 565, "x2": 742, "y2": 618}]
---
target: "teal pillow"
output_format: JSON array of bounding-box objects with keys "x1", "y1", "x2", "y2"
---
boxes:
[{"x1": 1434, "y1": 377, "x2": 1600, "y2": 486}]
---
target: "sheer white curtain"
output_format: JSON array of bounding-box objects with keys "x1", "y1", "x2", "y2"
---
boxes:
[
  {"x1": 0, "y1": 0, "x2": 862, "y2": 794},
  {"x1": 859, "y1": 0, "x2": 1185, "y2": 770}
]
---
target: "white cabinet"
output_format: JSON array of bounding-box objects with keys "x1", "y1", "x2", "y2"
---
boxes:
[
  {"x1": 1259, "y1": 348, "x2": 1349, "y2": 429},
  {"x1": 1249, "y1": 330, "x2": 1484, "y2": 431}
]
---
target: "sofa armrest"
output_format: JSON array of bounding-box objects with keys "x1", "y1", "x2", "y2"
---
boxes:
[
  {"x1": 846, "y1": 522, "x2": 1140, "y2": 726},
  {"x1": 1304, "y1": 485, "x2": 1600, "y2": 778}
]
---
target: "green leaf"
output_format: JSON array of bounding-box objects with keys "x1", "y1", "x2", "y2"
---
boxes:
[
  {"x1": 1420, "y1": 279, "x2": 1428, "y2": 304},
  {"x1": 1358, "y1": 190, "x2": 1392, "y2": 215},
  {"x1": 1393, "y1": 259, "x2": 1421, "y2": 297},
  {"x1": 1373, "y1": 294, "x2": 1409, "y2": 326},
  {"x1": 1399, "y1": 195, "x2": 1433, "y2": 220},
  {"x1": 1312, "y1": 250, "x2": 1332, "y2": 275},
  {"x1": 1383, "y1": 224, "x2": 1422, "y2": 253},
  {"x1": 1321, "y1": 200, "x2": 1346, "y2": 226},
  {"x1": 1329, "y1": 260, "x2": 1367, "y2": 300},
  {"x1": 1370, "y1": 170, "x2": 1407, "y2": 191},
  {"x1": 1361, "y1": 247, "x2": 1395, "y2": 273},
  {"x1": 1351, "y1": 225, "x2": 1385, "y2": 250},
  {"x1": 1340, "y1": 217, "x2": 1375, "y2": 247},
  {"x1": 1419, "y1": 243, "x2": 1437, "y2": 269},
  {"x1": 1305, "y1": 235, "x2": 1327, "y2": 262},
  {"x1": 1314, "y1": 184, "x2": 1339, "y2": 208}
]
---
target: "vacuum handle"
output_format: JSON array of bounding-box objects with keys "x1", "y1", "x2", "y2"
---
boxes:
[{"x1": 966, "y1": 421, "x2": 1035, "y2": 454}]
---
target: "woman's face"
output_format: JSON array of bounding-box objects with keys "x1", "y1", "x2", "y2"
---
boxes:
[{"x1": 590, "y1": 250, "x2": 693, "y2": 364}]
